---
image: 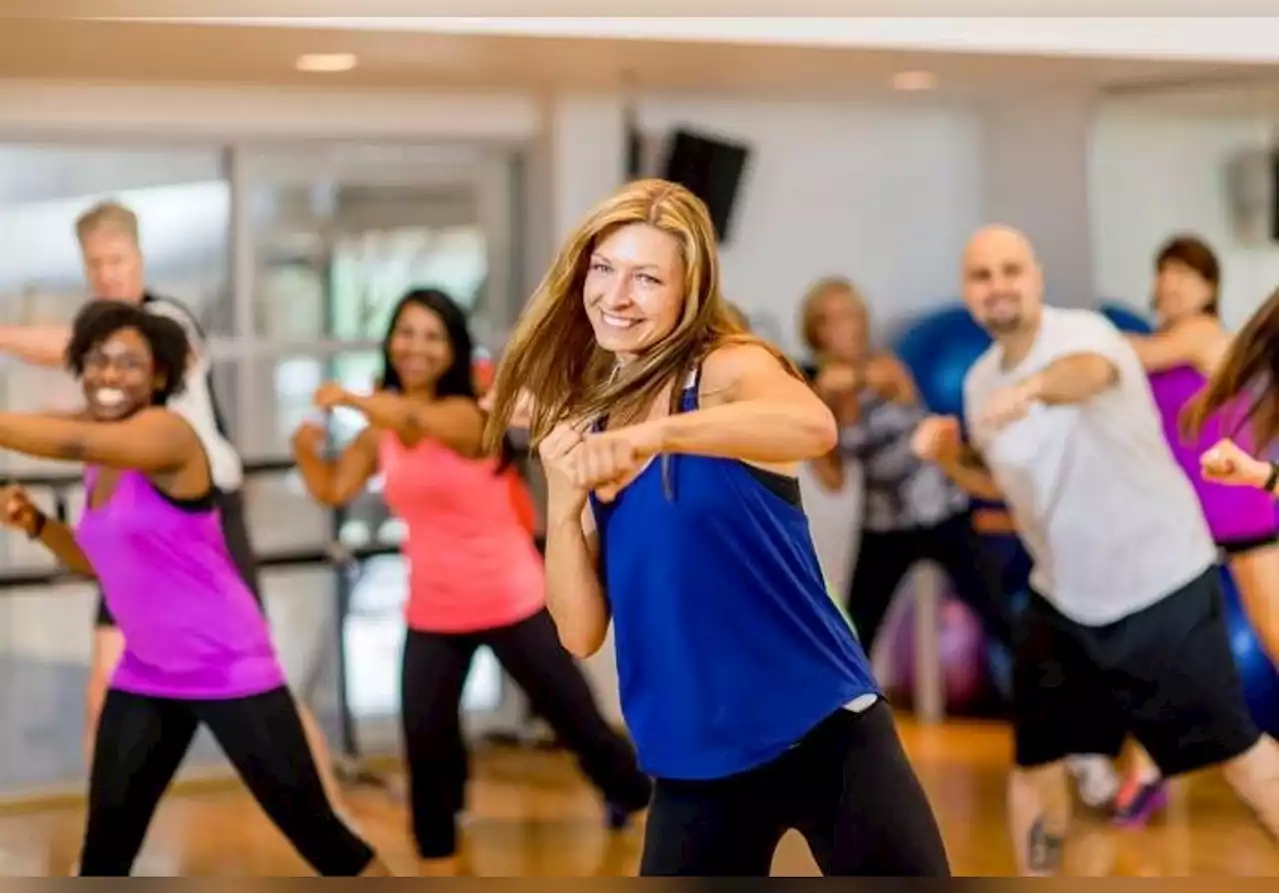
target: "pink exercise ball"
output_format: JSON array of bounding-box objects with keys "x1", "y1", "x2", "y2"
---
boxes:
[{"x1": 881, "y1": 593, "x2": 993, "y2": 714}]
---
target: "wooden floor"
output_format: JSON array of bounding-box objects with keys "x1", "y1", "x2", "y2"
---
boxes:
[{"x1": 0, "y1": 717, "x2": 1273, "y2": 877}]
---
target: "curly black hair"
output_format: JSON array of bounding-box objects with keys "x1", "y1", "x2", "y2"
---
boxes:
[{"x1": 65, "y1": 299, "x2": 191, "y2": 406}]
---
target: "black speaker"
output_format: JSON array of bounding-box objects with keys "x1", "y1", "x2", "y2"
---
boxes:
[{"x1": 661, "y1": 128, "x2": 751, "y2": 243}]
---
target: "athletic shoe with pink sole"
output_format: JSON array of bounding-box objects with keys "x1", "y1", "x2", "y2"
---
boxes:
[{"x1": 1112, "y1": 775, "x2": 1169, "y2": 826}]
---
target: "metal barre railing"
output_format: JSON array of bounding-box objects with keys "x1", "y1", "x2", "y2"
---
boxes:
[{"x1": 0, "y1": 543, "x2": 403, "y2": 589}]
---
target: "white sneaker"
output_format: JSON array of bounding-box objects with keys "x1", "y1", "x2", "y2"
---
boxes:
[{"x1": 1066, "y1": 753, "x2": 1119, "y2": 809}]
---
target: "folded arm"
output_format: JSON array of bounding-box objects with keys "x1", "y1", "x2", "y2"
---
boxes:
[
  {"x1": 341, "y1": 392, "x2": 485, "y2": 458},
  {"x1": 292, "y1": 426, "x2": 380, "y2": 506},
  {"x1": 0, "y1": 407, "x2": 196, "y2": 472},
  {"x1": 935, "y1": 443, "x2": 1003, "y2": 502},
  {"x1": 645, "y1": 343, "x2": 839, "y2": 466},
  {"x1": 871, "y1": 353, "x2": 920, "y2": 405},
  {"x1": 544, "y1": 502, "x2": 610, "y2": 658}
]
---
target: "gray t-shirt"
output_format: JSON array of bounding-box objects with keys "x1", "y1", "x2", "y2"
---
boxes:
[{"x1": 963, "y1": 306, "x2": 1215, "y2": 625}]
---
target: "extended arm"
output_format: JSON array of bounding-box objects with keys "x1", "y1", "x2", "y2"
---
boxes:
[
  {"x1": 1022, "y1": 352, "x2": 1120, "y2": 407},
  {"x1": 340, "y1": 391, "x2": 485, "y2": 458},
  {"x1": 1127, "y1": 316, "x2": 1222, "y2": 374},
  {"x1": 291, "y1": 425, "x2": 381, "y2": 506},
  {"x1": 0, "y1": 407, "x2": 194, "y2": 471},
  {"x1": 0, "y1": 325, "x2": 72, "y2": 368},
  {"x1": 646, "y1": 344, "x2": 838, "y2": 465}
]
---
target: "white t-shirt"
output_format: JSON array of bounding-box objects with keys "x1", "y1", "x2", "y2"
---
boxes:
[
  {"x1": 963, "y1": 306, "x2": 1216, "y2": 626},
  {"x1": 142, "y1": 296, "x2": 244, "y2": 492}
]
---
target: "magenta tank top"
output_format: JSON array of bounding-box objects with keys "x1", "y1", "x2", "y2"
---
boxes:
[
  {"x1": 76, "y1": 467, "x2": 285, "y2": 699},
  {"x1": 1148, "y1": 365, "x2": 1278, "y2": 545}
]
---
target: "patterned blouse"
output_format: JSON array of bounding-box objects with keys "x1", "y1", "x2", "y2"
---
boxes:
[{"x1": 838, "y1": 389, "x2": 970, "y2": 532}]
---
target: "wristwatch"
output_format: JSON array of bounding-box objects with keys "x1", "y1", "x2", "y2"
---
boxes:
[{"x1": 1263, "y1": 461, "x2": 1279, "y2": 494}]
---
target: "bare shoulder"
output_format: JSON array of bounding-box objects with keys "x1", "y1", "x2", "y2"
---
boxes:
[
  {"x1": 1173, "y1": 314, "x2": 1223, "y2": 337},
  {"x1": 130, "y1": 405, "x2": 197, "y2": 438},
  {"x1": 701, "y1": 340, "x2": 794, "y2": 388},
  {"x1": 698, "y1": 341, "x2": 796, "y2": 408}
]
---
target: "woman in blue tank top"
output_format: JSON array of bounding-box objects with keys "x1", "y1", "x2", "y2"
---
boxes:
[
  {"x1": 485, "y1": 179, "x2": 949, "y2": 877},
  {"x1": 0, "y1": 301, "x2": 387, "y2": 876}
]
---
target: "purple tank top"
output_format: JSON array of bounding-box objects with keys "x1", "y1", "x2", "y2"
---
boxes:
[
  {"x1": 76, "y1": 467, "x2": 285, "y2": 699},
  {"x1": 1148, "y1": 365, "x2": 1278, "y2": 545}
]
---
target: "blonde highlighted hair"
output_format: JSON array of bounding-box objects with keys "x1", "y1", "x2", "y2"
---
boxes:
[
  {"x1": 798, "y1": 276, "x2": 867, "y2": 356},
  {"x1": 484, "y1": 179, "x2": 796, "y2": 447}
]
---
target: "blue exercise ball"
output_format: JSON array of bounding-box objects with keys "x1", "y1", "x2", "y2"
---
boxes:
[
  {"x1": 893, "y1": 305, "x2": 991, "y2": 417},
  {"x1": 1098, "y1": 301, "x2": 1153, "y2": 335},
  {"x1": 1219, "y1": 565, "x2": 1279, "y2": 738}
]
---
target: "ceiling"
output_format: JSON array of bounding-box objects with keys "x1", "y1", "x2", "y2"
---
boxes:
[{"x1": 0, "y1": 18, "x2": 1274, "y2": 105}]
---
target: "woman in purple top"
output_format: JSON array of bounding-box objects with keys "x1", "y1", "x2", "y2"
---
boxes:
[
  {"x1": 1120, "y1": 236, "x2": 1279, "y2": 825},
  {"x1": 0, "y1": 300, "x2": 389, "y2": 877}
]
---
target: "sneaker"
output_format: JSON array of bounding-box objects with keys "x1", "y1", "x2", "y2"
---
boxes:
[
  {"x1": 1067, "y1": 754, "x2": 1119, "y2": 811},
  {"x1": 1112, "y1": 775, "x2": 1168, "y2": 826}
]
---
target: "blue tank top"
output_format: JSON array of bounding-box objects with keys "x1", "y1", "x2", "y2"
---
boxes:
[{"x1": 590, "y1": 371, "x2": 880, "y2": 780}]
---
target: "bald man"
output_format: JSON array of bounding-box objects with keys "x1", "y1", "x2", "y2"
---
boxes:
[{"x1": 913, "y1": 225, "x2": 1277, "y2": 875}]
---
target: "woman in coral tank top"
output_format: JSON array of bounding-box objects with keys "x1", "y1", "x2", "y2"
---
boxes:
[{"x1": 290, "y1": 289, "x2": 650, "y2": 876}]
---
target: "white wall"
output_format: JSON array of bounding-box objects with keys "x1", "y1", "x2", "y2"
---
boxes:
[
  {"x1": 979, "y1": 92, "x2": 1097, "y2": 308},
  {"x1": 550, "y1": 93, "x2": 984, "y2": 354},
  {"x1": 1090, "y1": 97, "x2": 1278, "y2": 328}
]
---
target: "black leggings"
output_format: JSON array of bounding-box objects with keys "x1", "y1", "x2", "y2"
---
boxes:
[
  {"x1": 640, "y1": 700, "x2": 950, "y2": 876},
  {"x1": 81, "y1": 686, "x2": 374, "y2": 876},
  {"x1": 846, "y1": 511, "x2": 1012, "y2": 650},
  {"x1": 401, "y1": 609, "x2": 652, "y2": 859}
]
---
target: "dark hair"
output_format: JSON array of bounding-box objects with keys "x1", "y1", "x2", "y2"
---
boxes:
[
  {"x1": 379, "y1": 288, "x2": 475, "y2": 400},
  {"x1": 1182, "y1": 288, "x2": 1279, "y2": 453},
  {"x1": 65, "y1": 299, "x2": 191, "y2": 405},
  {"x1": 1154, "y1": 234, "x2": 1221, "y2": 317},
  {"x1": 378, "y1": 288, "x2": 516, "y2": 471}
]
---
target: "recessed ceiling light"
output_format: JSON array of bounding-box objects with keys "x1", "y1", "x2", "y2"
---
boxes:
[
  {"x1": 891, "y1": 70, "x2": 937, "y2": 91},
  {"x1": 296, "y1": 53, "x2": 358, "y2": 73}
]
